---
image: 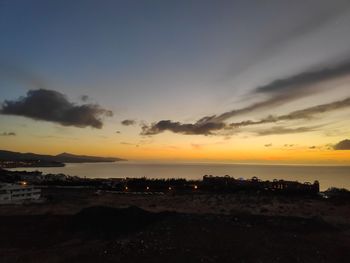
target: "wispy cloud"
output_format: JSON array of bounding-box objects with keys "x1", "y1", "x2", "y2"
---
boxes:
[
  {"x1": 255, "y1": 126, "x2": 319, "y2": 136},
  {"x1": 120, "y1": 142, "x2": 134, "y2": 145},
  {"x1": 0, "y1": 132, "x2": 16, "y2": 136},
  {"x1": 207, "y1": 60, "x2": 350, "y2": 123},
  {"x1": 142, "y1": 61, "x2": 350, "y2": 136},
  {"x1": 121, "y1": 119, "x2": 136, "y2": 126},
  {"x1": 0, "y1": 63, "x2": 47, "y2": 90},
  {"x1": 228, "y1": 3, "x2": 350, "y2": 76},
  {"x1": 0, "y1": 89, "x2": 113, "y2": 128},
  {"x1": 191, "y1": 143, "x2": 203, "y2": 150},
  {"x1": 142, "y1": 96, "x2": 350, "y2": 136},
  {"x1": 230, "y1": 97, "x2": 350, "y2": 128}
]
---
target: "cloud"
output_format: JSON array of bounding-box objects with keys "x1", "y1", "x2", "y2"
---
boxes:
[
  {"x1": 333, "y1": 139, "x2": 350, "y2": 150},
  {"x1": 142, "y1": 61, "x2": 350, "y2": 136},
  {"x1": 264, "y1": 143, "x2": 272, "y2": 147},
  {"x1": 255, "y1": 61, "x2": 350, "y2": 95},
  {"x1": 143, "y1": 96, "x2": 350, "y2": 136},
  {"x1": 208, "y1": 61, "x2": 350, "y2": 123},
  {"x1": 81, "y1": 95, "x2": 89, "y2": 102},
  {"x1": 120, "y1": 142, "x2": 133, "y2": 145},
  {"x1": 121, "y1": 119, "x2": 136, "y2": 126},
  {"x1": 0, "y1": 63, "x2": 47, "y2": 90},
  {"x1": 309, "y1": 146, "x2": 316, "y2": 149},
  {"x1": 228, "y1": 3, "x2": 350, "y2": 76},
  {"x1": 284, "y1": 144, "x2": 294, "y2": 147},
  {"x1": 195, "y1": 94, "x2": 297, "y2": 124},
  {"x1": 116, "y1": 130, "x2": 121, "y2": 134},
  {"x1": 0, "y1": 89, "x2": 113, "y2": 128},
  {"x1": 191, "y1": 143, "x2": 202, "y2": 150},
  {"x1": 230, "y1": 97, "x2": 350, "y2": 128},
  {"x1": 255, "y1": 126, "x2": 318, "y2": 136},
  {"x1": 141, "y1": 120, "x2": 226, "y2": 135},
  {"x1": 276, "y1": 97, "x2": 350, "y2": 120},
  {"x1": 0, "y1": 132, "x2": 16, "y2": 136},
  {"x1": 120, "y1": 142, "x2": 140, "y2": 147}
]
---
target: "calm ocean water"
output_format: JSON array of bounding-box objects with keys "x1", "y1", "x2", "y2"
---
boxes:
[{"x1": 10, "y1": 161, "x2": 350, "y2": 190}]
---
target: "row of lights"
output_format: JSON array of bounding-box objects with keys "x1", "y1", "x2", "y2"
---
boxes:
[{"x1": 124, "y1": 185, "x2": 198, "y2": 191}]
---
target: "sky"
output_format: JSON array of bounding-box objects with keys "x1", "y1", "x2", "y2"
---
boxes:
[{"x1": 0, "y1": 0, "x2": 350, "y2": 164}]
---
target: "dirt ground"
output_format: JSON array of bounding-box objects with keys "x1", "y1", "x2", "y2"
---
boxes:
[{"x1": 1, "y1": 188, "x2": 350, "y2": 263}]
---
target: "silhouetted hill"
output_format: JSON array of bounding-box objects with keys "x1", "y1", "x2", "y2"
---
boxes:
[
  {"x1": 54, "y1": 152, "x2": 125, "y2": 163},
  {"x1": 0, "y1": 150, "x2": 125, "y2": 163}
]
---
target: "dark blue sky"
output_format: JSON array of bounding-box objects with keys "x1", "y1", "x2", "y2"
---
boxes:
[{"x1": 1, "y1": 0, "x2": 349, "y2": 119}]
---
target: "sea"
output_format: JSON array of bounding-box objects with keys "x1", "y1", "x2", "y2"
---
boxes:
[{"x1": 9, "y1": 161, "x2": 350, "y2": 191}]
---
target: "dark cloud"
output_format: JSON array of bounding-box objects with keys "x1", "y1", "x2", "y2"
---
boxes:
[
  {"x1": 121, "y1": 119, "x2": 136, "y2": 126},
  {"x1": 264, "y1": 143, "x2": 272, "y2": 147},
  {"x1": 229, "y1": 118, "x2": 274, "y2": 128},
  {"x1": 141, "y1": 120, "x2": 226, "y2": 136},
  {"x1": 0, "y1": 132, "x2": 16, "y2": 136},
  {"x1": 116, "y1": 131, "x2": 121, "y2": 134},
  {"x1": 0, "y1": 89, "x2": 113, "y2": 128},
  {"x1": 255, "y1": 126, "x2": 318, "y2": 136},
  {"x1": 333, "y1": 139, "x2": 350, "y2": 150},
  {"x1": 81, "y1": 95, "x2": 89, "y2": 102},
  {"x1": 309, "y1": 146, "x2": 316, "y2": 149},
  {"x1": 284, "y1": 144, "x2": 295, "y2": 147}
]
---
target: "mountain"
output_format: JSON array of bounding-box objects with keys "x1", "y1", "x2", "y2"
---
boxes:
[
  {"x1": 0, "y1": 150, "x2": 125, "y2": 163},
  {"x1": 54, "y1": 152, "x2": 124, "y2": 163}
]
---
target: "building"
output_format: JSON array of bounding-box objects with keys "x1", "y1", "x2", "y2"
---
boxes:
[
  {"x1": 202, "y1": 175, "x2": 320, "y2": 194},
  {"x1": 0, "y1": 183, "x2": 41, "y2": 204}
]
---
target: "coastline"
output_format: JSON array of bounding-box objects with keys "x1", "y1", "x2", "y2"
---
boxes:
[{"x1": 7, "y1": 162, "x2": 350, "y2": 191}]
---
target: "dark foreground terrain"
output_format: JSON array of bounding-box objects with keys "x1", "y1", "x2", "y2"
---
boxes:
[{"x1": 1, "y1": 188, "x2": 350, "y2": 263}]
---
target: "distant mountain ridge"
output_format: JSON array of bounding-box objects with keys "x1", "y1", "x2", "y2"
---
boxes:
[{"x1": 0, "y1": 150, "x2": 125, "y2": 163}]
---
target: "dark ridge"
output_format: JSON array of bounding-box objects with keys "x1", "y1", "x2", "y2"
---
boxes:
[{"x1": 0, "y1": 149, "x2": 126, "y2": 167}]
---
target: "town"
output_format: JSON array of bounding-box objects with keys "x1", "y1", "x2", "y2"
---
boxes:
[{"x1": 0, "y1": 167, "x2": 323, "y2": 205}]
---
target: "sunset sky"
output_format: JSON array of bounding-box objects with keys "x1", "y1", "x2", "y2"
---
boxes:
[{"x1": 1, "y1": 0, "x2": 350, "y2": 164}]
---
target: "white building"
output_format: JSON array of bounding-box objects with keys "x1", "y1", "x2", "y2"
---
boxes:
[{"x1": 0, "y1": 183, "x2": 41, "y2": 204}]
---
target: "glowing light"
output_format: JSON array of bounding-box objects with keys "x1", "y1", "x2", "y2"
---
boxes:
[
  {"x1": 125, "y1": 186, "x2": 128, "y2": 190},
  {"x1": 146, "y1": 186, "x2": 150, "y2": 190},
  {"x1": 21, "y1": 181, "x2": 27, "y2": 186},
  {"x1": 168, "y1": 186, "x2": 172, "y2": 190},
  {"x1": 194, "y1": 185, "x2": 198, "y2": 189}
]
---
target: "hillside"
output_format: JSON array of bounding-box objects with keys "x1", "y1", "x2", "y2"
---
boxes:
[{"x1": 0, "y1": 150, "x2": 125, "y2": 163}]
